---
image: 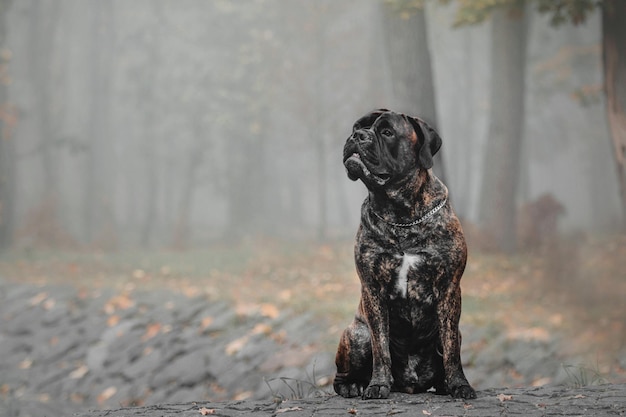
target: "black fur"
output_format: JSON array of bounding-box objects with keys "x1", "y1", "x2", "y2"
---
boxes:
[{"x1": 335, "y1": 110, "x2": 475, "y2": 400}]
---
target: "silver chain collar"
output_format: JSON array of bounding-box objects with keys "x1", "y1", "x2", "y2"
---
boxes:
[{"x1": 370, "y1": 198, "x2": 447, "y2": 228}]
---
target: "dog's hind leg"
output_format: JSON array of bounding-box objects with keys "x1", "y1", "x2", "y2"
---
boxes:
[{"x1": 334, "y1": 317, "x2": 372, "y2": 398}]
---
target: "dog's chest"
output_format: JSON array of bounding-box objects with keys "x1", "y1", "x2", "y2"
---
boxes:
[
  {"x1": 392, "y1": 253, "x2": 422, "y2": 298},
  {"x1": 390, "y1": 252, "x2": 434, "y2": 303}
]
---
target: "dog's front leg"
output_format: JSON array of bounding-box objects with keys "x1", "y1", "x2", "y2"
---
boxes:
[
  {"x1": 436, "y1": 280, "x2": 476, "y2": 399},
  {"x1": 360, "y1": 284, "x2": 393, "y2": 399}
]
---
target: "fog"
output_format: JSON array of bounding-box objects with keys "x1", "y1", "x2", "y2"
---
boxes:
[
  {"x1": 2, "y1": 0, "x2": 622, "y2": 249},
  {"x1": 2, "y1": 2, "x2": 626, "y2": 415}
]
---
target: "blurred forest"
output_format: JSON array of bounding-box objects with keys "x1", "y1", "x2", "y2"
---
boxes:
[
  {"x1": 0, "y1": 0, "x2": 624, "y2": 251},
  {"x1": 2, "y1": 2, "x2": 626, "y2": 413}
]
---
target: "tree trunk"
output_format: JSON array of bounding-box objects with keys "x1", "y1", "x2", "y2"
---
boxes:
[
  {"x1": 478, "y1": 9, "x2": 527, "y2": 252},
  {"x1": 139, "y1": 2, "x2": 163, "y2": 248},
  {"x1": 0, "y1": 0, "x2": 14, "y2": 250},
  {"x1": 602, "y1": 0, "x2": 626, "y2": 227},
  {"x1": 314, "y1": 16, "x2": 328, "y2": 241},
  {"x1": 84, "y1": 0, "x2": 115, "y2": 246},
  {"x1": 29, "y1": 2, "x2": 61, "y2": 203},
  {"x1": 172, "y1": 151, "x2": 200, "y2": 249},
  {"x1": 379, "y1": 4, "x2": 446, "y2": 182},
  {"x1": 172, "y1": 120, "x2": 205, "y2": 248}
]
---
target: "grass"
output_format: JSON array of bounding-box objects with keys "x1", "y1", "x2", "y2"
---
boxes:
[{"x1": 562, "y1": 362, "x2": 609, "y2": 388}]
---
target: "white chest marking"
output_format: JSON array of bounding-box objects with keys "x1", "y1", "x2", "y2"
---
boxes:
[{"x1": 396, "y1": 253, "x2": 422, "y2": 298}]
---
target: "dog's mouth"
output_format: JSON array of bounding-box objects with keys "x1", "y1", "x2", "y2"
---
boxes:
[{"x1": 344, "y1": 152, "x2": 390, "y2": 186}]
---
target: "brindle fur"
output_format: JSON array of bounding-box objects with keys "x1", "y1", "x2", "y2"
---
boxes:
[{"x1": 334, "y1": 110, "x2": 476, "y2": 400}]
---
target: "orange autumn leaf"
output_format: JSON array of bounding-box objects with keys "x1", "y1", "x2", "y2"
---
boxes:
[
  {"x1": 142, "y1": 323, "x2": 162, "y2": 341},
  {"x1": 497, "y1": 393, "x2": 513, "y2": 402},
  {"x1": 233, "y1": 391, "x2": 253, "y2": 401},
  {"x1": 200, "y1": 316, "x2": 214, "y2": 330},
  {"x1": 199, "y1": 407, "x2": 215, "y2": 415},
  {"x1": 29, "y1": 292, "x2": 48, "y2": 306},
  {"x1": 260, "y1": 303, "x2": 280, "y2": 319},
  {"x1": 107, "y1": 315, "x2": 121, "y2": 327},
  {"x1": 97, "y1": 386, "x2": 117, "y2": 405},
  {"x1": 104, "y1": 293, "x2": 134, "y2": 314},
  {"x1": 225, "y1": 336, "x2": 248, "y2": 356},
  {"x1": 251, "y1": 323, "x2": 272, "y2": 336},
  {"x1": 69, "y1": 364, "x2": 89, "y2": 379}
]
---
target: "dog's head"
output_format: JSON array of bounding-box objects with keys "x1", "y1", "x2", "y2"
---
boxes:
[{"x1": 343, "y1": 109, "x2": 442, "y2": 189}]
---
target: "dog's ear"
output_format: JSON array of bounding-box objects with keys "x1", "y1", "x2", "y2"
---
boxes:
[
  {"x1": 407, "y1": 116, "x2": 442, "y2": 169},
  {"x1": 353, "y1": 109, "x2": 390, "y2": 131}
]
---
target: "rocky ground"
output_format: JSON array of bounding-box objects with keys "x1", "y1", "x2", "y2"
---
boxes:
[
  {"x1": 75, "y1": 384, "x2": 626, "y2": 417},
  {"x1": 0, "y1": 280, "x2": 624, "y2": 417},
  {"x1": 0, "y1": 281, "x2": 337, "y2": 417}
]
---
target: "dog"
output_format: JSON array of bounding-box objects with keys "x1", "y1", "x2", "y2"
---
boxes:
[{"x1": 333, "y1": 109, "x2": 476, "y2": 400}]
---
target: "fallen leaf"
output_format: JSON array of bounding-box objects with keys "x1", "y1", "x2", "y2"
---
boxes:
[
  {"x1": 531, "y1": 377, "x2": 552, "y2": 387},
  {"x1": 104, "y1": 293, "x2": 134, "y2": 314},
  {"x1": 69, "y1": 364, "x2": 89, "y2": 379},
  {"x1": 29, "y1": 292, "x2": 48, "y2": 306},
  {"x1": 97, "y1": 386, "x2": 117, "y2": 404},
  {"x1": 200, "y1": 316, "x2": 214, "y2": 330},
  {"x1": 260, "y1": 303, "x2": 280, "y2": 319},
  {"x1": 276, "y1": 407, "x2": 303, "y2": 413},
  {"x1": 142, "y1": 322, "x2": 162, "y2": 341},
  {"x1": 573, "y1": 394, "x2": 586, "y2": 399},
  {"x1": 225, "y1": 336, "x2": 249, "y2": 356},
  {"x1": 233, "y1": 391, "x2": 253, "y2": 400},
  {"x1": 107, "y1": 315, "x2": 121, "y2": 327},
  {"x1": 198, "y1": 407, "x2": 215, "y2": 415},
  {"x1": 497, "y1": 393, "x2": 513, "y2": 402},
  {"x1": 422, "y1": 410, "x2": 431, "y2": 416},
  {"x1": 251, "y1": 323, "x2": 272, "y2": 335},
  {"x1": 347, "y1": 408, "x2": 358, "y2": 415},
  {"x1": 18, "y1": 359, "x2": 33, "y2": 369},
  {"x1": 182, "y1": 285, "x2": 201, "y2": 298}
]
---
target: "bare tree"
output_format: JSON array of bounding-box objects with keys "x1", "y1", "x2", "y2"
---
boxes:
[
  {"x1": 172, "y1": 110, "x2": 207, "y2": 248},
  {"x1": 602, "y1": 0, "x2": 626, "y2": 227},
  {"x1": 84, "y1": 0, "x2": 116, "y2": 246},
  {"x1": 28, "y1": 1, "x2": 62, "y2": 217},
  {"x1": 478, "y1": 8, "x2": 528, "y2": 252},
  {"x1": 379, "y1": 3, "x2": 446, "y2": 182},
  {"x1": 0, "y1": 0, "x2": 14, "y2": 250},
  {"x1": 138, "y1": 1, "x2": 164, "y2": 248}
]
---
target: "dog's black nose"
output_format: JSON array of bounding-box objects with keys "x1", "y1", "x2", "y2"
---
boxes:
[{"x1": 352, "y1": 129, "x2": 369, "y2": 143}]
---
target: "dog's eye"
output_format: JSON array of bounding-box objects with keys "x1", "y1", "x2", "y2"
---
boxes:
[{"x1": 381, "y1": 128, "x2": 393, "y2": 138}]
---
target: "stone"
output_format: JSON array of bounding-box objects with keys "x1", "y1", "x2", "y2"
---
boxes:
[{"x1": 149, "y1": 348, "x2": 209, "y2": 389}]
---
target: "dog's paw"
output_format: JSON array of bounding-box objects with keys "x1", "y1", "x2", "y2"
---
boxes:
[
  {"x1": 362, "y1": 383, "x2": 391, "y2": 400},
  {"x1": 450, "y1": 384, "x2": 476, "y2": 399},
  {"x1": 334, "y1": 382, "x2": 362, "y2": 398}
]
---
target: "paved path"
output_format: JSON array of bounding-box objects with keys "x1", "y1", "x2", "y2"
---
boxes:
[{"x1": 76, "y1": 384, "x2": 626, "y2": 417}]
